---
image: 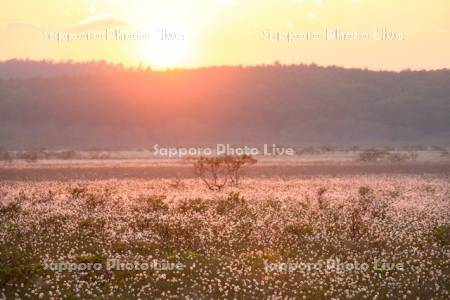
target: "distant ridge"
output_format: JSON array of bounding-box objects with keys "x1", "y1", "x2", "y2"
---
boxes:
[
  {"x1": 2, "y1": 59, "x2": 449, "y2": 79},
  {"x1": 0, "y1": 59, "x2": 131, "y2": 79},
  {"x1": 1, "y1": 60, "x2": 449, "y2": 148}
]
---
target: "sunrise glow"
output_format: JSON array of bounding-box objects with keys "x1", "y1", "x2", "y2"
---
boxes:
[{"x1": 1, "y1": 0, "x2": 449, "y2": 70}]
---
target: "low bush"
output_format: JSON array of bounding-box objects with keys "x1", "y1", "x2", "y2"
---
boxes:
[{"x1": 432, "y1": 224, "x2": 450, "y2": 246}]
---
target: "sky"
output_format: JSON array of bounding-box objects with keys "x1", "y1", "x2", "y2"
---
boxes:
[{"x1": 1, "y1": 0, "x2": 450, "y2": 70}]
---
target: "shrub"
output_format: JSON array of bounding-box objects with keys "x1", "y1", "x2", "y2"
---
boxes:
[
  {"x1": 168, "y1": 177, "x2": 185, "y2": 189},
  {"x1": 153, "y1": 221, "x2": 201, "y2": 249},
  {"x1": 216, "y1": 192, "x2": 246, "y2": 215},
  {"x1": 0, "y1": 244, "x2": 41, "y2": 284},
  {"x1": 358, "y1": 149, "x2": 418, "y2": 163},
  {"x1": 70, "y1": 187, "x2": 88, "y2": 198},
  {"x1": 349, "y1": 206, "x2": 366, "y2": 238},
  {"x1": 89, "y1": 151, "x2": 110, "y2": 159},
  {"x1": 78, "y1": 218, "x2": 106, "y2": 231},
  {"x1": 178, "y1": 198, "x2": 209, "y2": 213},
  {"x1": 386, "y1": 152, "x2": 409, "y2": 163},
  {"x1": 407, "y1": 151, "x2": 419, "y2": 161},
  {"x1": 317, "y1": 187, "x2": 328, "y2": 209},
  {"x1": 0, "y1": 201, "x2": 22, "y2": 220},
  {"x1": 285, "y1": 223, "x2": 314, "y2": 237},
  {"x1": 386, "y1": 151, "x2": 418, "y2": 163},
  {"x1": 59, "y1": 150, "x2": 77, "y2": 160},
  {"x1": 21, "y1": 150, "x2": 39, "y2": 163},
  {"x1": 139, "y1": 195, "x2": 169, "y2": 213},
  {"x1": 36, "y1": 190, "x2": 56, "y2": 204},
  {"x1": 76, "y1": 253, "x2": 107, "y2": 264},
  {"x1": 432, "y1": 224, "x2": 450, "y2": 246},
  {"x1": 83, "y1": 192, "x2": 109, "y2": 211},
  {"x1": 348, "y1": 187, "x2": 383, "y2": 238},
  {"x1": 0, "y1": 149, "x2": 13, "y2": 163},
  {"x1": 357, "y1": 149, "x2": 389, "y2": 162}
]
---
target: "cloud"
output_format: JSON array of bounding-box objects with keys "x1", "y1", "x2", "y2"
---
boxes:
[
  {"x1": 65, "y1": 13, "x2": 130, "y2": 31},
  {"x1": 6, "y1": 13, "x2": 130, "y2": 33}
]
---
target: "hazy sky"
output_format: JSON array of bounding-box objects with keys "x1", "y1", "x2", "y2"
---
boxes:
[{"x1": 1, "y1": 0, "x2": 449, "y2": 70}]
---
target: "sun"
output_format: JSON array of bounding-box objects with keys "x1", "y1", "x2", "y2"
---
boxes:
[{"x1": 139, "y1": 24, "x2": 192, "y2": 70}]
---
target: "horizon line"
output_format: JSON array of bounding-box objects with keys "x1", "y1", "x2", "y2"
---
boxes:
[{"x1": 1, "y1": 58, "x2": 450, "y2": 74}]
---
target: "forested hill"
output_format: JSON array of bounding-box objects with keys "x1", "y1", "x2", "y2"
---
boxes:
[
  {"x1": 0, "y1": 59, "x2": 128, "y2": 79},
  {"x1": 1, "y1": 60, "x2": 449, "y2": 148}
]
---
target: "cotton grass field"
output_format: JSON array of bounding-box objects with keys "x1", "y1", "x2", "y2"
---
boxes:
[{"x1": 1, "y1": 161, "x2": 449, "y2": 299}]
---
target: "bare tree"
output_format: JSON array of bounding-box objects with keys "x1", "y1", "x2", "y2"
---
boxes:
[
  {"x1": 193, "y1": 155, "x2": 257, "y2": 191},
  {"x1": 224, "y1": 155, "x2": 257, "y2": 186},
  {"x1": 193, "y1": 156, "x2": 229, "y2": 191}
]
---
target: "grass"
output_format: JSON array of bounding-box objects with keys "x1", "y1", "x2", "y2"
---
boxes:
[{"x1": 0, "y1": 176, "x2": 449, "y2": 299}]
